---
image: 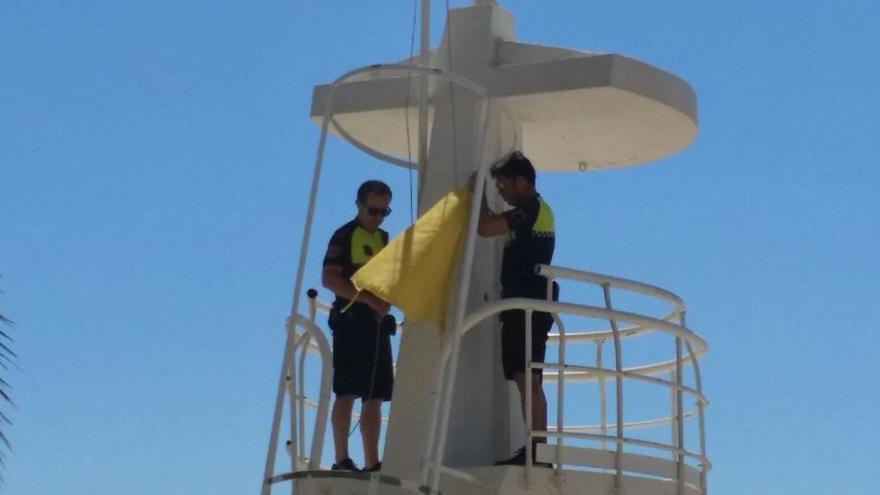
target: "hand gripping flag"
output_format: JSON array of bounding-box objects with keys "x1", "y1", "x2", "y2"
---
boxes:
[{"x1": 351, "y1": 187, "x2": 472, "y2": 330}]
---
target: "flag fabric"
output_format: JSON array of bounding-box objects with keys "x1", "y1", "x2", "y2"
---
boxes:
[{"x1": 351, "y1": 187, "x2": 473, "y2": 330}]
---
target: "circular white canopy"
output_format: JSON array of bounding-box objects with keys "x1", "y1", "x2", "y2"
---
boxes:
[{"x1": 311, "y1": 52, "x2": 697, "y2": 171}]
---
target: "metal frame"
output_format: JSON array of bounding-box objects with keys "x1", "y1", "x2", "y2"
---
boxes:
[
  {"x1": 445, "y1": 265, "x2": 711, "y2": 492},
  {"x1": 268, "y1": 265, "x2": 712, "y2": 494},
  {"x1": 262, "y1": 62, "x2": 516, "y2": 494}
]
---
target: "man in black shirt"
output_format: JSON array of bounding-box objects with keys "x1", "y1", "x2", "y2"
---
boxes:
[
  {"x1": 322, "y1": 180, "x2": 394, "y2": 472},
  {"x1": 471, "y1": 151, "x2": 557, "y2": 466}
]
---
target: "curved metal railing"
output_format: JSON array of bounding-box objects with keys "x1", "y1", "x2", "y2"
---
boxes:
[
  {"x1": 275, "y1": 265, "x2": 710, "y2": 495},
  {"x1": 425, "y1": 264, "x2": 710, "y2": 495},
  {"x1": 281, "y1": 290, "x2": 404, "y2": 474}
]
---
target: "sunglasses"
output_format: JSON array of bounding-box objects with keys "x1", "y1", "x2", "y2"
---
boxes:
[{"x1": 364, "y1": 205, "x2": 392, "y2": 217}]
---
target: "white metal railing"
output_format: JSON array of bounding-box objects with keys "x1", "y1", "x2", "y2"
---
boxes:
[
  {"x1": 273, "y1": 272, "x2": 710, "y2": 495},
  {"x1": 424, "y1": 264, "x2": 710, "y2": 494},
  {"x1": 285, "y1": 292, "x2": 332, "y2": 473},
  {"x1": 281, "y1": 290, "x2": 401, "y2": 474}
]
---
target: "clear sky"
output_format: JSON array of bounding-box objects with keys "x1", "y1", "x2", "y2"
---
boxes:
[{"x1": 2, "y1": 1, "x2": 878, "y2": 494}]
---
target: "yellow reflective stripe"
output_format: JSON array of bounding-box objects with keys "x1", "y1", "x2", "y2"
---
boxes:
[
  {"x1": 534, "y1": 197, "x2": 555, "y2": 235},
  {"x1": 351, "y1": 226, "x2": 386, "y2": 265}
]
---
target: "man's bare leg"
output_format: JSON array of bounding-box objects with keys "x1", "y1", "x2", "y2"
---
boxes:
[
  {"x1": 332, "y1": 395, "x2": 356, "y2": 463},
  {"x1": 513, "y1": 372, "x2": 548, "y2": 442},
  {"x1": 360, "y1": 399, "x2": 383, "y2": 468}
]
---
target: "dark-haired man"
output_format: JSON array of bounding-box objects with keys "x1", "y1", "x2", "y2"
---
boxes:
[
  {"x1": 322, "y1": 180, "x2": 395, "y2": 472},
  {"x1": 469, "y1": 152, "x2": 558, "y2": 467}
]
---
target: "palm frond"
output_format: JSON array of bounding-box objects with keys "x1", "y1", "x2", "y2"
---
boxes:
[{"x1": 0, "y1": 280, "x2": 15, "y2": 484}]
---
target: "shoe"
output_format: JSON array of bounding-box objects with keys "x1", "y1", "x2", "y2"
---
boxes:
[
  {"x1": 494, "y1": 447, "x2": 526, "y2": 466},
  {"x1": 364, "y1": 462, "x2": 382, "y2": 472},
  {"x1": 331, "y1": 458, "x2": 360, "y2": 471},
  {"x1": 494, "y1": 446, "x2": 554, "y2": 468}
]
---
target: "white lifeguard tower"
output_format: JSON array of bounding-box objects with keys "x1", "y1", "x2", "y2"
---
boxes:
[{"x1": 262, "y1": 2, "x2": 709, "y2": 494}]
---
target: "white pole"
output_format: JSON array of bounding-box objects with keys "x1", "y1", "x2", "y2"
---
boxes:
[
  {"x1": 598, "y1": 340, "x2": 607, "y2": 450},
  {"x1": 524, "y1": 308, "x2": 534, "y2": 483},
  {"x1": 298, "y1": 294, "x2": 318, "y2": 463},
  {"x1": 552, "y1": 276, "x2": 564, "y2": 473},
  {"x1": 297, "y1": 334, "x2": 310, "y2": 463},
  {"x1": 682, "y1": 312, "x2": 709, "y2": 494},
  {"x1": 261, "y1": 81, "x2": 334, "y2": 495},
  {"x1": 602, "y1": 283, "x2": 624, "y2": 495},
  {"x1": 417, "y1": 0, "x2": 430, "y2": 202},
  {"x1": 287, "y1": 347, "x2": 297, "y2": 483},
  {"x1": 428, "y1": 97, "x2": 493, "y2": 494},
  {"x1": 675, "y1": 327, "x2": 685, "y2": 495}
]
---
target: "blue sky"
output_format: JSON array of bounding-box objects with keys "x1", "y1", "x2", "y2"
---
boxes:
[{"x1": 1, "y1": 1, "x2": 879, "y2": 494}]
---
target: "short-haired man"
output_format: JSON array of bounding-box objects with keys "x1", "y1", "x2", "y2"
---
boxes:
[
  {"x1": 470, "y1": 151, "x2": 558, "y2": 466},
  {"x1": 322, "y1": 180, "x2": 395, "y2": 472}
]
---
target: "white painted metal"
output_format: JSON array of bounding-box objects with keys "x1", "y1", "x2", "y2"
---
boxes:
[
  {"x1": 551, "y1": 276, "x2": 564, "y2": 473},
  {"x1": 602, "y1": 283, "x2": 625, "y2": 494},
  {"x1": 548, "y1": 409, "x2": 700, "y2": 433},
  {"x1": 534, "y1": 444, "x2": 702, "y2": 489},
  {"x1": 311, "y1": 54, "x2": 698, "y2": 172},
  {"x1": 523, "y1": 308, "x2": 533, "y2": 482},
  {"x1": 296, "y1": 334, "x2": 312, "y2": 461},
  {"x1": 542, "y1": 354, "x2": 702, "y2": 382},
  {"x1": 598, "y1": 339, "x2": 608, "y2": 449},
  {"x1": 460, "y1": 299, "x2": 707, "y2": 352},
  {"x1": 293, "y1": 316, "x2": 332, "y2": 470},
  {"x1": 534, "y1": 363, "x2": 708, "y2": 404},
  {"x1": 537, "y1": 265, "x2": 685, "y2": 308},
  {"x1": 682, "y1": 312, "x2": 710, "y2": 495},
  {"x1": 676, "y1": 333, "x2": 686, "y2": 495},
  {"x1": 268, "y1": 264, "x2": 713, "y2": 494},
  {"x1": 260, "y1": 83, "x2": 334, "y2": 494},
  {"x1": 417, "y1": 0, "x2": 430, "y2": 197}
]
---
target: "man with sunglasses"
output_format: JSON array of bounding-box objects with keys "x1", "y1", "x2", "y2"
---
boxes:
[
  {"x1": 470, "y1": 151, "x2": 558, "y2": 467},
  {"x1": 322, "y1": 180, "x2": 394, "y2": 472}
]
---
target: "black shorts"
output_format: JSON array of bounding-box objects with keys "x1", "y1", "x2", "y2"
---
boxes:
[
  {"x1": 329, "y1": 306, "x2": 394, "y2": 401},
  {"x1": 500, "y1": 281, "x2": 559, "y2": 380},
  {"x1": 500, "y1": 309, "x2": 555, "y2": 380}
]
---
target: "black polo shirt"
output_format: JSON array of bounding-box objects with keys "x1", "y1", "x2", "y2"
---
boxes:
[
  {"x1": 500, "y1": 194, "x2": 556, "y2": 298},
  {"x1": 322, "y1": 219, "x2": 389, "y2": 311}
]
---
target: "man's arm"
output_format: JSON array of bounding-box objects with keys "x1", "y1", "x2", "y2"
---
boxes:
[
  {"x1": 322, "y1": 235, "x2": 390, "y2": 314},
  {"x1": 469, "y1": 172, "x2": 509, "y2": 237},
  {"x1": 476, "y1": 191, "x2": 509, "y2": 237},
  {"x1": 322, "y1": 264, "x2": 390, "y2": 314},
  {"x1": 321, "y1": 264, "x2": 358, "y2": 300}
]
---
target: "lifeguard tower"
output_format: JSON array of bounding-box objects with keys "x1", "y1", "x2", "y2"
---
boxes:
[{"x1": 262, "y1": 2, "x2": 709, "y2": 494}]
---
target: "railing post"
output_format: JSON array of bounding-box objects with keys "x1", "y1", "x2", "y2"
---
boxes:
[
  {"x1": 675, "y1": 312, "x2": 686, "y2": 495},
  {"x1": 682, "y1": 312, "x2": 709, "y2": 495},
  {"x1": 670, "y1": 366, "x2": 678, "y2": 461},
  {"x1": 297, "y1": 334, "x2": 310, "y2": 464},
  {"x1": 597, "y1": 339, "x2": 607, "y2": 451},
  {"x1": 295, "y1": 316, "x2": 333, "y2": 471},
  {"x1": 297, "y1": 292, "x2": 319, "y2": 464},
  {"x1": 550, "y1": 275, "x2": 564, "y2": 473},
  {"x1": 287, "y1": 351, "x2": 297, "y2": 483},
  {"x1": 262, "y1": 74, "x2": 334, "y2": 495},
  {"x1": 601, "y1": 283, "x2": 624, "y2": 495},
  {"x1": 524, "y1": 308, "x2": 534, "y2": 482}
]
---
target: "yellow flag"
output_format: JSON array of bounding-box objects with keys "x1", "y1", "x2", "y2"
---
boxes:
[{"x1": 351, "y1": 187, "x2": 472, "y2": 329}]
